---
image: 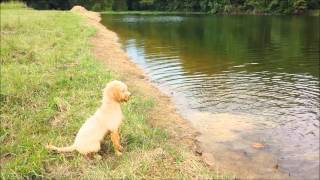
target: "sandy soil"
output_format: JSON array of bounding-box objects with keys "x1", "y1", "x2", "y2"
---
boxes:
[{"x1": 70, "y1": 5, "x2": 200, "y2": 155}]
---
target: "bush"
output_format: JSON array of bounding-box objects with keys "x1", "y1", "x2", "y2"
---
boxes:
[{"x1": 293, "y1": 0, "x2": 307, "y2": 14}]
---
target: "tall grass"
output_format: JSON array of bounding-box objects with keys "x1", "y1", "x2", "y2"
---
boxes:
[{"x1": 0, "y1": 2, "x2": 227, "y2": 179}]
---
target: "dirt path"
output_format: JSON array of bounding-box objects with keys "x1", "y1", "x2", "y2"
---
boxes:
[{"x1": 71, "y1": 5, "x2": 201, "y2": 159}]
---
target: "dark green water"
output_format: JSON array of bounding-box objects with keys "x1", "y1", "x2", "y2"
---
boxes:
[{"x1": 101, "y1": 15, "x2": 319, "y2": 179}]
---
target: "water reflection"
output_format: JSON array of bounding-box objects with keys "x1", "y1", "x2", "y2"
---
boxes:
[{"x1": 101, "y1": 14, "x2": 320, "y2": 179}]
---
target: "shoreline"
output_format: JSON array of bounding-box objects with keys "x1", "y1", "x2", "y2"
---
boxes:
[
  {"x1": 100, "y1": 10, "x2": 320, "y2": 16},
  {"x1": 70, "y1": 5, "x2": 208, "y2": 166},
  {"x1": 72, "y1": 6, "x2": 295, "y2": 179},
  {"x1": 1, "y1": 3, "x2": 222, "y2": 178}
]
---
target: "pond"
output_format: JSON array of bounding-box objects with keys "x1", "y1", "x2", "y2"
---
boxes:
[{"x1": 101, "y1": 14, "x2": 319, "y2": 179}]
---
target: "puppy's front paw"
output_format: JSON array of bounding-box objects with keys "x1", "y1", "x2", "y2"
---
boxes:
[
  {"x1": 94, "y1": 154, "x2": 103, "y2": 160},
  {"x1": 45, "y1": 144, "x2": 51, "y2": 149},
  {"x1": 115, "y1": 151, "x2": 122, "y2": 156}
]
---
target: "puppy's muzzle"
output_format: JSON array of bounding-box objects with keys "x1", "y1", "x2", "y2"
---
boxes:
[{"x1": 123, "y1": 92, "x2": 131, "y2": 102}]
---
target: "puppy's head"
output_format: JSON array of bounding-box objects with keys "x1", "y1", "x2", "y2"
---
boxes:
[{"x1": 103, "y1": 80, "x2": 131, "y2": 103}]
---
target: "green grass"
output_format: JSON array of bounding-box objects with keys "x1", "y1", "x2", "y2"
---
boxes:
[{"x1": 0, "y1": 2, "x2": 228, "y2": 179}]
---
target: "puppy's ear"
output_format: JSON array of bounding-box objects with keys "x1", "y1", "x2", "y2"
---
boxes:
[
  {"x1": 104, "y1": 85, "x2": 122, "y2": 102},
  {"x1": 112, "y1": 87, "x2": 122, "y2": 102}
]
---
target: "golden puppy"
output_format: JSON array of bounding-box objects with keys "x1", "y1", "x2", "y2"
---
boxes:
[{"x1": 46, "y1": 80, "x2": 131, "y2": 156}]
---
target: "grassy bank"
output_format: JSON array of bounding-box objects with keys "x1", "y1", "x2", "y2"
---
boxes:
[{"x1": 0, "y1": 2, "x2": 226, "y2": 179}]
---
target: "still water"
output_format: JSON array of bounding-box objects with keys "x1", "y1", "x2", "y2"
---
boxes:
[{"x1": 101, "y1": 14, "x2": 319, "y2": 179}]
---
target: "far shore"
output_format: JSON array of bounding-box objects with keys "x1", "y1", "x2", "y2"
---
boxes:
[{"x1": 100, "y1": 9, "x2": 319, "y2": 16}]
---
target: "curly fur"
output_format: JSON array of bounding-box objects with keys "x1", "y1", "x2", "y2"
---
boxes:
[{"x1": 46, "y1": 80, "x2": 131, "y2": 156}]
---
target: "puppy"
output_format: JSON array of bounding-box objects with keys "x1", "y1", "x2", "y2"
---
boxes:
[{"x1": 46, "y1": 80, "x2": 131, "y2": 156}]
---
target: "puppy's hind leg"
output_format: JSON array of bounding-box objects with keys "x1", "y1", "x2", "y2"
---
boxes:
[{"x1": 110, "y1": 131, "x2": 122, "y2": 156}]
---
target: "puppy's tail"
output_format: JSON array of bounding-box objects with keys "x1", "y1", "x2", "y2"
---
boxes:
[{"x1": 45, "y1": 144, "x2": 75, "y2": 153}]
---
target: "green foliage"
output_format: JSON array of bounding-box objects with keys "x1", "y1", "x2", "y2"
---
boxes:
[
  {"x1": 112, "y1": 0, "x2": 127, "y2": 11},
  {"x1": 293, "y1": 0, "x2": 307, "y2": 14},
  {"x1": 307, "y1": 0, "x2": 319, "y2": 9}
]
